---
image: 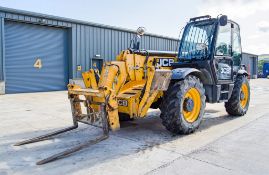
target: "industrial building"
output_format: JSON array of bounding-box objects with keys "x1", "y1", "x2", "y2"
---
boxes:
[
  {"x1": 0, "y1": 7, "x2": 258, "y2": 94},
  {"x1": 0, "y1": 7, "x2": 178, "y2": 94},
  {"x1": 242, "y1": 53, "x2": 258, "y2": 79}
]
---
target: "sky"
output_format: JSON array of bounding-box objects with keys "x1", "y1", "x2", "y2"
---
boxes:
[{"x1": 0, "y1": 0, "x2": 268, "y2": 55}]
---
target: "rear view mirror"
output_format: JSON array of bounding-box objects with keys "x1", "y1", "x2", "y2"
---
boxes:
[
  {"x1": 219, "y1": 15, "x2": 228, "y2": 26},
  {"x1": 196, "y1": 43, "x2": 207, "y2": 51},
  {"x1": 137, "y1": 27, "x2": 146, "y2": 36}
]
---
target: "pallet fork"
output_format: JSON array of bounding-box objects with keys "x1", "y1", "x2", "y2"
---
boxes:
[{"x1": 14, "y1": 88, "x2": 109, "y2": 165}]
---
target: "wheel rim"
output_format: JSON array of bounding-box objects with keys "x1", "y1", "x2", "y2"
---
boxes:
[
  {"x1": 240, "y1": 83, "x2": 249, "y2": 108},
  {"x1": 183, "y1": 88, "x2": 201, "y2": 123}
]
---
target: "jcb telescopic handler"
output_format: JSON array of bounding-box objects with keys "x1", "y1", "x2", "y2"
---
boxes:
[{"x1": 15, "y1": 15, "x2": 250, "y2": 165}]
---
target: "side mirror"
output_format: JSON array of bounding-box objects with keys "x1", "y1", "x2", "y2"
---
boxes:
[
  {"x1": 219, "y1": 15, "x2": 228, "y2": 26},
  {"x1": 196, "y1": 43, "x2": 207, "y2": 51},
  {"x1": 137, "y1": 27, "x2": 146, "y2": 36}
]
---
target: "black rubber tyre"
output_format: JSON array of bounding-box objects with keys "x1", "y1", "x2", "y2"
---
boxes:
[
  {"x1": 225, "y1": 75, "x2": 250, "y2": 116},
  {"x1": 150, "y1": 97, "x2": 162, "y2": 109},
  {"x1": 119, "y1": 113, "x2": 134, "y2": 121},
  {"x1": 160, "y1": 75, "x2": 206, "y2": 134}
]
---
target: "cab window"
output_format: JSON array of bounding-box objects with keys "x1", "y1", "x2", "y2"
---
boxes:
[
  {"x1": 215, "y1": 23, "x2": 232, "y2": 56},
  {"x1": 232, "y1": 24, "x2": 242, "y2": 66}
]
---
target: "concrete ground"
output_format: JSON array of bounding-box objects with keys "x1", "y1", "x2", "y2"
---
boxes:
[{"x1": 0, "y1": 79, "x2": 269, "y2": 175}]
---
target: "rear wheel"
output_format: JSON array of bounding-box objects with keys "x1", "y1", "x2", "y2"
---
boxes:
[
  {"x1": 225, "y1": 75, "x2": 250, "y2": 116},
  {"x1": 160, "y1": 75, "x2": 206, "y2": 134}
]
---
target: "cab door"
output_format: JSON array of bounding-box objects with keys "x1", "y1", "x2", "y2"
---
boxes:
[
  {"x1": 231, "y1": 23, "x2": 243, "y2": 72},
  {"x1": 213, "y1": 22, "x2": 233, "y2": 83}
]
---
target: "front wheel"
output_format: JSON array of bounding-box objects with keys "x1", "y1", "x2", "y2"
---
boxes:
[
  {"x1": 225, "y1": 75, "x2": 250, "y2": 116},
  {"x1": 160, "y1": 75, "x2": 206, "y2": 134}
]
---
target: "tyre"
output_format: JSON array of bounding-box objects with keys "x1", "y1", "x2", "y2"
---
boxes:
[
  {"x1": 150, "y1": 97, "x2": 162, "y2": 109},
  {"x1": 225, "y1": 75, "x2": 250, "y2": 116},
  {"x1": 160, "y1": 75, "x2": 206, "y2": 134},
  {"x1": 119, "y1": 113, "x2": 134, "y2": 121}
]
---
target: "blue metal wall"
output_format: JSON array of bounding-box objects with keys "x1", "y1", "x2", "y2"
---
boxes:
[
  {"x1": 70, "y1": 25, "x2": 178, "y2": 78},
  {"x1": 5, "y1": 21, "x2": 68, "y2": 93},
  {"x1": 0, "y1": 7, "x2": 179, "y2": 93},
  {"x1": 0, "y1": 17, "x2": 4, "y2": 81}
]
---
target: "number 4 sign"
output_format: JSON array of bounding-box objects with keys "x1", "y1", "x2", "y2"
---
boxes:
[{"x1": 34, "y1": 58, "x2": 42, "y2": 69}]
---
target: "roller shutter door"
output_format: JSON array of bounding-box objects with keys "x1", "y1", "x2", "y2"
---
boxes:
[{"x1": 5, "y1": 21, "x2": 68, "y2": 93}]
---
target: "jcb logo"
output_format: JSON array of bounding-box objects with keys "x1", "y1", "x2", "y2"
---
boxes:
[
  {"x1": 156, "y1": 58, "x2": 174, "y2": 67},
  {"x1": 118, "y1": 99, "x2": 128, "y2": 107}
]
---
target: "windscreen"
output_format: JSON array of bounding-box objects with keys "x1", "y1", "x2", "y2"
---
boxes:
[{"x1": 178, "y1": 21, "x2": 216, "y2": 60}]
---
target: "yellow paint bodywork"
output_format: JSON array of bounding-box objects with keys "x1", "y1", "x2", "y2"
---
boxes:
[
  {"x1": 82, "y1": 70, "x2": 98, "y2": 89},
  {"x1": 240, "y1": 83, "x2": 249, "y2": 108},
  {"x1": 68, "y1": 50, "x2": 176, "y2": 131}
]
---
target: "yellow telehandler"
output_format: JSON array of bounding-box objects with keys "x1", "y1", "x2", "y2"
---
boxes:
[{"x1": 15, "y1": 15, "x2": 250, "y2": 165}]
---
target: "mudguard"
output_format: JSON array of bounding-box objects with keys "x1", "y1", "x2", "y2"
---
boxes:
[
  {"x1": 237, "y1": 69, "x2": 249, "y2": 76},
  {"x1": 171, "y1": 68, "x2": 202, "y2": 80}
]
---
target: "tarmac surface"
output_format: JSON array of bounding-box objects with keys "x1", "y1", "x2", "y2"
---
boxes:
[{"x1": 0, "y1": 79, "x2": 269, "y2": 175}]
